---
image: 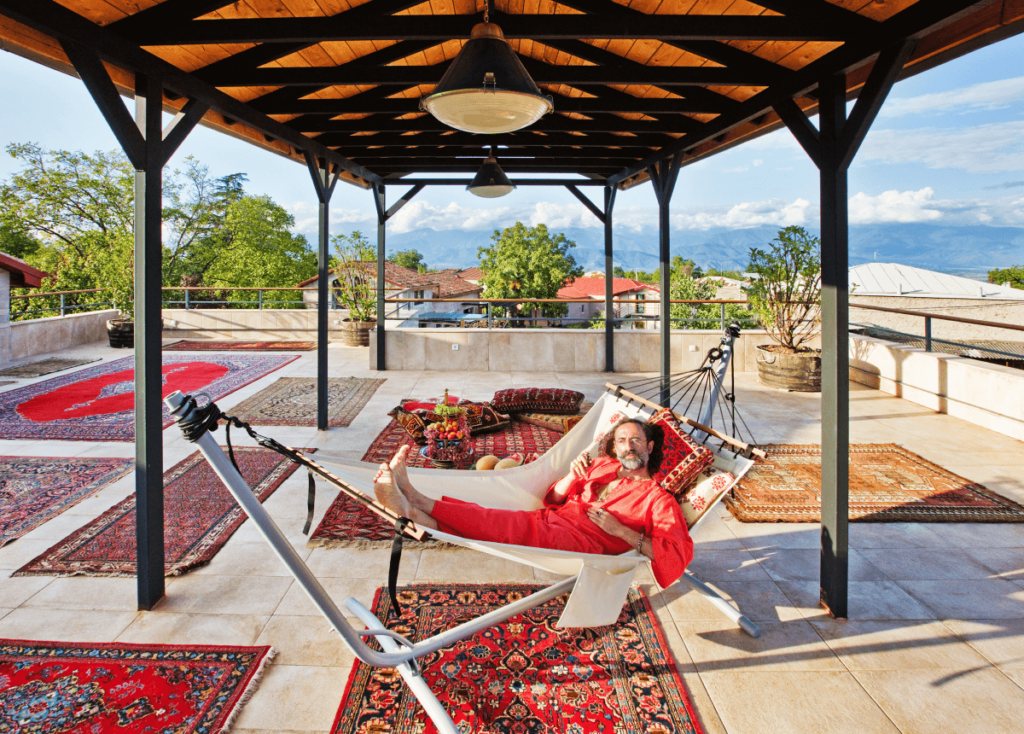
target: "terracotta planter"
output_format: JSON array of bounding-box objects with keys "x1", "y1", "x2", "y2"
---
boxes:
[
  {"x1": 339, "y1": 318, "x2": 374, "y2": 347},
  {"x1": 755, "y1": 345, "x2": 821, "y2": 392}
]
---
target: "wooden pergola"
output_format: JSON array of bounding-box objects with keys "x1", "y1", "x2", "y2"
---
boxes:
[{"x1": 1, "y1": 0, "x2": 1021, "y2": 615}]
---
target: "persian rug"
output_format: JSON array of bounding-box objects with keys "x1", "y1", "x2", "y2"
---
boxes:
[
  {"x1": 0, "y1": 639, "x2": 272, "y2": 733},
  {"x1": 724, "y1": 443, "x2": 1024, "y2": 522},
  {"x1": 331, "y1": 584, "x2": 705, "y2": 734},
  {"x1": 165, "y1": 340, "x2": 317, "y2": 351},
  {"x1": 0, "y1": 456, "x2": 134, "y2": 547},
  {"x1": 16, "y1": 447, "x2": 305, "y2": 577},
  {"x1": 0, "y1": 353, "x2": 298, "y2": 441},
  {"x1": 226, "y1": 376, "x2": 386, "y2": 427},
  {"x1": 0, "y1": 357, "x2": 99, "y2": 378},
  {"x1": 308, "y1": 420, "x2": 562, "y2": 548}
]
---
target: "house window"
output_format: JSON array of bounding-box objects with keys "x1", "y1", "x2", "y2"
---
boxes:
[
  {"x1": 580, "y1": 304, "x2": 585, "y2": 314},
  {"x1": 636, "y1": 293, "x2": 646, "y2": 314}
]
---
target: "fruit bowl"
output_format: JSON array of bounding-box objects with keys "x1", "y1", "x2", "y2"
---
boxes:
[{"x1": 424, "y1": 413, "x2": 472, "y2": 468}]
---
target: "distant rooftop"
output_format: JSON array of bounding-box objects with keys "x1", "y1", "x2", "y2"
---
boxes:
[
  {"x1": 558, "y1": 276, "x2": 658, "y2": 300},
  {"x1": 849, "y1": 263, "x2": 1024, "y2": 300}
]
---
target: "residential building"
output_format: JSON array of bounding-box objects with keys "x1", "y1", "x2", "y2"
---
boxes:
[{"x1": 557, "y1": 276, "x2": 660, "y2": 329}]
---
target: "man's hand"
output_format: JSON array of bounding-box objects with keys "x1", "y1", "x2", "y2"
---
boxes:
[
  {"x1": 570, "y1": 451, "x2": 592, "y2": 478},
  {"x1": 586, "y1": 506, "x2": 629, "y2": 540}
]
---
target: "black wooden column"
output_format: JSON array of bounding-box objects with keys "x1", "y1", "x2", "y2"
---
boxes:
[
  {"x1": 603, "y1": 186, "x2": 618, "y2": 372},
  {"x1": 303, "y1": 154, "x2": 340, "y2": 430},
  {"x1": 773, "y1": 40, "x2": 915, "y2": 618},
  {"x1": 648, "y1": 155, "x2": 682, "y2": 407},
  {"x1": 373, "y1": 185, "x2": 386, "y2": 370},
  {"x1": 60, "y1": 40, "x2": 209, "y2": 609}
]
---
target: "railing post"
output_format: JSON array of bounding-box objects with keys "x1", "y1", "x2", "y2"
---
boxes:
[
  {"x1": 258, "y1": 290, "x2": 263, "y2": 310},
  {"x1": 720, "y1": 302, "x2": 725, "y2": 330},
  {"x1": 488, "y1": 304, "x2": 493, "y2": 329},
  {"x1": 924, "y1": 316, "x2": 932, "y2": 352},
  {"x1": 184, "y1": 289, "x2": 190, "y2": 310},
  {"x1": 60, "y1": 293, "x2": 66, "y2": 317}
]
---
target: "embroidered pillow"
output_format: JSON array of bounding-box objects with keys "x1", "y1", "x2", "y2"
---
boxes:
[
  {"x1": 646, "y1": 409, "x2": 715, "y2": 497},
  {"x1": 388, "y1": 406, "x2": 427, "y2": 445},
  {"x1": 491, "y1": 387, "x2": 584, "y2": 415},
  {"x1": 513, "y1": 412, "x2": 581, "y2": 434},
  {"x1": 680, "y1": 465, "x2": 735, "y2": 527},
  {"x1": 457, "y1": 402, "x2": 511, "y2": 435}
]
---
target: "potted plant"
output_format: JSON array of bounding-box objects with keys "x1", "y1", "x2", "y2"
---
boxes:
[
  {"x1": 743, "y1": 226, "x2": 822, "y2": 391},
  {"x1": 103, "y1": 233, "x2": 138, "y2": 348},
  {"x1": 331, "y1": 231, "x2": 377, "y2": 347}
]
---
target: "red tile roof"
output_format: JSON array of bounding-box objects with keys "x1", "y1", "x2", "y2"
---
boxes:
[
  {"x1": 558, "y1": 277, "x2": 658, "y2": 299},
  {"x1": 297, "y1": 262, "x2": 481, "y2": 297},
  {"x1": 0, "y1": 252, "x2": 47, "y2": 288},
  {"x1": 458, "y1": 266, "x2": 484, "y2": 282}
]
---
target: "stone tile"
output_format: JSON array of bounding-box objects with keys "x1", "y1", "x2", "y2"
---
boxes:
[
  {"x1": 777, "y1": 580, "x2": 937, "y2": 621},
  {"x1": 724, "y1": 520, "x2": 821, "y2": 551},
  {"x1": 687, "y1": 550, "x2": 775, "y2": 583},
  {"x1": 942, "y1": 619, "x2": 1024, "y2": 669},
  {"x1": 753, "y1": 549, "x2": 886, "y2": 583},
  {"x1": 155, "y1": 575, "x2": 294, "y2": 616},
  {"x1": 924, "y1": 523, "x2": 1024, "y2": 549},
  {"x1": 274, "y1": 576, "x2": 383, "y2": 617},
  {"x1": 853, "y1": 669, "x2": 1024, "y2": 734},
  {"x1": 688, "y1": 512, "x2": 746, "y2": 550},
  {"x1": 856, "y1": 547, "x2": 999, "y2": 581},
  {"x1": 0, "y1": 575, "x2": 52, "y2": 607},
  {"x1": 21, "y1": 577, "x2": 139, "y2": 611},
  {"x1": 0, "y1": 607, "x2": 139, "y2": 641},
  {"x1": 660, "y1": 580, "x2": 805, "y2": 623},
  {"x1": 191, "y1": 541, "x2": 315, "y2": 579},
  {"x1": 895, "y1": 579, "x2": 1024, "y2": 619},
  {"x1": 809, "y1": 619, "x2": 994, "y2": 670},
  {"x1": 255, "y1": 615, "x2": 359, "y2": 667},
  {"x1": 304, "y1": 547, "x2": 421, "y2": 580},
  {"x1": 415, "y1": 548, "x2": 536, "y2": 583},
  {"x1": 698, "y1": 670, "x2": 900, "y2": 734},
  {"x1": 848, "y1": 522, "x2": 954, "y2": 549},
  {"x1": 116, "y1": 612, "x2": 269, "y2": 646},
  {"x1": 676, "y1": 618, "x2": 845, "y2": 672},
  {"x1": 958, "y1": 546, "x2": 1024, "y2": 583},
  {"x1": 231, "y1": 664, "x2": 348, "y2": 732}
]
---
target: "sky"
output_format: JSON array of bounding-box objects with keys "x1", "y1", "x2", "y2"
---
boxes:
[{"x1": 1, "y1": 31, "x2": 1023, "y2": 246}]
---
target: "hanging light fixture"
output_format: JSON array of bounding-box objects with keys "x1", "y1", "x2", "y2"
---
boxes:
[
  {"x1": 467, "y1": 148, "x2": 516, "y2": 198},
  {"x1": 420, "y1": 3, "x2": 553, "y2": 134}
]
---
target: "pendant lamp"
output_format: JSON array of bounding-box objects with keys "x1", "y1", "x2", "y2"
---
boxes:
[
  {"x1": 420, "y1": 8, "x2": 553, "y2": 134},
  {"x1": 467, "y1": 149, "x2": 516, "y2": 198}
]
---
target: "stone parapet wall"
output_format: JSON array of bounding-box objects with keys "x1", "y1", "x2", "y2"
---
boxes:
[
  {"x1": 162, "y1": 308, "x2": 348, "y2": 340},
  {"x1": 850, "y1": 333, "x2": 1024, "y2": 441},
  {"x1": 850, "y1": 295, "x2": 1024, "y2": 343},
  {"x1": 8, "y1": 309, "x2": 118, "y2": 361}
]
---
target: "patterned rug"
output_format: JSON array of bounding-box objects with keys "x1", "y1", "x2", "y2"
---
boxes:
[
  {"x1": 226, "y1": 376, "x2": 386, "y2": 427},
  {"x1": 0, "y1": 639, "x2": 272, "y2": 733},
  {"x1": 0, "y1": 353, "x2": 297, "y2": 441},
  {"x1": 16, "y1": 448, "x2": 304, "y2": 577},
  {"x1": 0, "y1": 357, "x2": 99, "y2": 378},
  {"x1": 165, "y1": 340, "x2": 317, "y2": 351},
  {"x1": 332, "y1": 584, "x2": 704, "y2": 734},
  {"x1": 308, "y1": 420, "x2": 562, "y2": 548},
  {"x1": 724, "y1": 443, "x2": 1024, "y2": 522},
  {"x1": 0, "y1": 456, "x2": 134, "y2": 547}
]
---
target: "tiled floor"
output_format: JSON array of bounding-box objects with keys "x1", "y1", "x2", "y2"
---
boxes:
[{"x1": 2, "y1": 341, "x2": 1024, "y2": 733}]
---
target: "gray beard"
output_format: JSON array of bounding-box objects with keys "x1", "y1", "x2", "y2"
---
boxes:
[{"x1": 617, "y1": 450, "x2": 645, "y2": 471}]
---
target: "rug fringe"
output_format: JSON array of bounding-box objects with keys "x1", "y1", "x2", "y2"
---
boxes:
[
  {"x1": 219, "y1": 646, "x2": 277, "y2": 734},
  {"x1": 305, "y1": 537, "x2": 459, "y2": 551}
]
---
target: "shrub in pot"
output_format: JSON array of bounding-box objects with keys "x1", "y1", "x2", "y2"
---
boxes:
[
  {"x1": 103, "y1": 234, "x2": 137, "y2": 348},
  {"x1": 331, "y1": 231, "x2": 377, "y2": 347},
  {"x1": 743, "y1": 226, "x2": 822, "y2": 391}
]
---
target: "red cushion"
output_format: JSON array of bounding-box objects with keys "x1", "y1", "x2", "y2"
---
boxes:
[
  {"x1": 491, "y1": 388, "x2": 584, "y2": 415},
  {"x1": 646, "y1": 409, "x2": 715, "y2": 497},
  {"x1": 403, "y1": 396, "x2": 461, "y2": 412}
]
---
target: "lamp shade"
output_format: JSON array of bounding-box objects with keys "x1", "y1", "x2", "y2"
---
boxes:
[
  {"x1": 421, "y1": 22, "x2": 553, "y2": 134},
  {"x1": 467, "y1": 155, "x2": 516, "y2": 198}
]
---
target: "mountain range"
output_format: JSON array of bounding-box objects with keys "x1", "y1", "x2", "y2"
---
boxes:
[{"x1": 385, "y1": 223, "x2": 1024, "y2": 280}]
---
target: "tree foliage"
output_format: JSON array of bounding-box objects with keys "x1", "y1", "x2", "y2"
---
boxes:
[
  {"x1": 331, "y1": 230, "x2": 377, "y2": 322},
  {"x1": 989, "y1": 266, "x2": 1024, "y2": 289},
  {"x1": 477, "y1": 222, "x2": 583, "y2": 319},
  {"x1": 743, "y1": 226, "x2": 821, "y2": 352},
  {"x1": 388, "y1": 249, "x2": 427, "y2": 272}
]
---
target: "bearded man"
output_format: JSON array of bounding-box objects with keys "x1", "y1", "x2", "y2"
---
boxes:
[{"x1": 374, "y1": 417, "x2": 694, "y2": 588}]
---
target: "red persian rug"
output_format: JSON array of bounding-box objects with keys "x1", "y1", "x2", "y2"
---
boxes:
[
  {"x1": 165, "y1": 340, "x2": 317, "y2": 351},
  {"x1": 0, "y1": 354, "x2": 298, "y2": 442},
  {"x1": 308, "y1": 421, "x2": 561, "y2": 548},
  {"x1": 331, "y1": 584, "x2": 705, "y2": 734},
  {"x1": 725, "y1": 443, "x2": 1024, "y2": 522},
  {"x1": 16, "y1": 447, "x2": 305, "y2": 577},
  {"x1": 0, "y1": 639, "x2": 272, "y2": 733},
  {"x1": 0, "y1": 456, "x2": 133, "y2": 547}
]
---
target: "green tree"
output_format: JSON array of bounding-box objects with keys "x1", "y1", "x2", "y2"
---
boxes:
[
  {"x1": 389, "y1": 249, "x2": 427, "y2": 272},
  {"x1": 330, "y1": 230, "x2": 377, "y2": 321},
  {"x1": 989, "y1": 266, "x2": 1024, "y2": 289},
  {"x1": 477, "y1": 222, "x2": 583, "y2": 320},
  {"x1": 0, "y1": 219, "x2": 42, "y2": 260},
  {"x1": 705, "y1": 267, "x2": 744, "y2": 279}
]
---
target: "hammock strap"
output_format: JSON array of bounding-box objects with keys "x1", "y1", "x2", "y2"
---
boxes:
[{"x1": 388, "y1": 516, "x2": 414, "y2": 618}]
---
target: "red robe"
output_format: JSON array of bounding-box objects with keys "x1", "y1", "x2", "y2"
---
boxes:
[{"x1": 429, "y1": 457, "x2": 694, "y2": 587}]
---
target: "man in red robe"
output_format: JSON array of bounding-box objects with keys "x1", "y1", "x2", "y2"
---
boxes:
[{"x1": 374, "y1": 418, "x2": 694, "y2": 587}]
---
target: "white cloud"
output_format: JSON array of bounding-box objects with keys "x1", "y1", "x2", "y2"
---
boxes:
[
  {"x1": 883, "y1": 76, "x2": 1024, "y2": 117},
  {"x1": 849, "y1": 188, "x2": 943, "y2": 224},
  {"x1": 858, "y1": 121, "x2": 1024, "y2": 173},
  {"x1": 528, "y1": 201, "x2": 602, "y2": 229},
  {"x1": 672, "y1": 198, "x2": 810, "y2": 230}
]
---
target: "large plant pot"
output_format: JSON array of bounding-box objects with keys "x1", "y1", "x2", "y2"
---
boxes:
[
  {"x1": 106, "y1": 318, "x2": 165, "y2": 349},
  {"x1": 755, "y1": 345, "x2": 821, "y2": 392},
  {"x1": 339, "y1": 318, "x2": 374, "y2": 347}
]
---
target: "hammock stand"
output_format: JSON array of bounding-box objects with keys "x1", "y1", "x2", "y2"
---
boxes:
[{"x1": 163, "y1": 323, "x2": 763, "y2": 734}]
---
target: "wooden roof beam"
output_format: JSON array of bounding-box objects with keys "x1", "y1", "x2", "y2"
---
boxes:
[
  {"x1": 317, "y1": 131, "x2": 670, "y2": 148},
  {"x1": 290, "y1": 115, "x2": 694, "y2": 136}
]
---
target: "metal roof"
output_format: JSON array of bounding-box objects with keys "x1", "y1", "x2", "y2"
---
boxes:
[
  {"x1": 0, "y1": 1, "x2": 1020, "y2": 188},
  {"x1": 849, "y1": 263, "x2": 1024, "y2": 300}
]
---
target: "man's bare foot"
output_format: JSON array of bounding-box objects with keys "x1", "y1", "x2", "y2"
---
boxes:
[
  {"x1": 389, "y1": 445, "x2": 432, "y2": 512},
  {"x1": 374, "y1": 463, "x2": 412, "y2": 518}
]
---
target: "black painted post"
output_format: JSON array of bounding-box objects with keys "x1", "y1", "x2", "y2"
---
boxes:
[
  {"x1": 648, "y1": 156, "x2": 681, "y2": 407},
  {"x1": 316, "y1": 193, "x2": 330, "y2": 430},
  {"x1": 133, "y1": 74, "x2": 165, "y2": 610},
  {"x1": 375, "y1": 185, "x2": 386, "y2": 371},
  {"x1": 604, "y1": 185, "x2": 617, "y2": 372}
]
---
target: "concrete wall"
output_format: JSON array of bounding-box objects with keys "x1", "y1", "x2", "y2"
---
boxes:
[
  {"x1": 369, "y1": 327, "x2": 795, "y2": 372},
  {"x1": 8, "y1": 309, "x2": 118, "y2": 361},
  {"x1": 850, "y1": 295, "x2": 1024, "y2": 342},
  {"x1": 0, "y1": 269, "x2": 10, "y2": 363},
  {"x1": 163, "y1": 308, "x2": 344, "y2": 340},
  {"x1": 850, "y1": 333, "x2": 1024, "y2": 441}
]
